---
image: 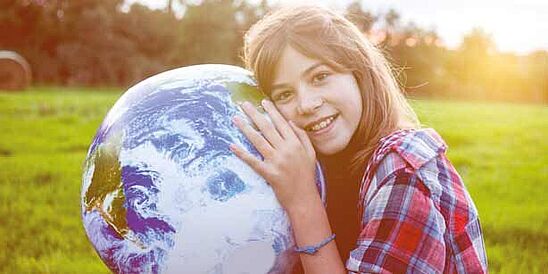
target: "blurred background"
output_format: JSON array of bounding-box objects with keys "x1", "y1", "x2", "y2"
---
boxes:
[{"x1": 0, "y1": 0, "x2": 546, "y2": 273}]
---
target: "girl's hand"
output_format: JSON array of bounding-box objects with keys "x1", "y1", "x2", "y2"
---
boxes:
[{"x1": 230, "y1": 100, "x2": 320, "y2": 212}]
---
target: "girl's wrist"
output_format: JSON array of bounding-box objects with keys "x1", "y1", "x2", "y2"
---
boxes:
[
  {"x1": 286, "y1": 194, "x2": 335, "y2": 255},
  {"x1": 294, "y1": 233, "x2": 336, "y2": 255},
  {"x1": 285, "y1": 192, "x2": 324, "y2": 220},
  {"x1": 286, "y1": 173, "x2": 322, "y2": 214}
]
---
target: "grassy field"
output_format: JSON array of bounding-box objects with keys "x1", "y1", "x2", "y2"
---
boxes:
[{"x1": 0, "y1": 87, "x2": 546, "y2": 273}]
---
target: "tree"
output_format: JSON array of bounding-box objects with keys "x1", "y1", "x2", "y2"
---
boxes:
[
  {"x1": 0, "y1": 0, "x2": 183, "y2": 86},
  {"x1": 177, "y1": 0, "x2": 241, "y2": 65},
  {"x1": 453, "y1": 28, "x2": 496, "y2": 98},
  {"x1": 345, "y1": 1, "x2": 377, "y2": 34},
  {"x1": 460, "y1": 28, "x2": 495, "y2": 56}
]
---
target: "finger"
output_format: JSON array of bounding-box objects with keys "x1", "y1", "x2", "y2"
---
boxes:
[
  {"x1": 233, "y1": 115, "x2": 274, "y2": 158},
  {"x1": 289, "y1": 120, "x2": 315, "y2": 158},
  {"x1": 240, "y1": 101, "x2": 284, "y2": 147},
  {"x1": 229, "y1": 143, "x2": 268, "y2": 175},
  {"x1": 260, "y1": 99, "x2": 296, "y2": 140}
]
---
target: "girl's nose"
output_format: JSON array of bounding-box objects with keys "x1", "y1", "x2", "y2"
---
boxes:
[{"x1": 297, "y1": 91, "x2": 324, "y2": 115}]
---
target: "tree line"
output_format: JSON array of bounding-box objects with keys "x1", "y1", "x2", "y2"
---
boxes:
[{"x1": 1, "y1": 0, "x2": 546, "y2": 103}]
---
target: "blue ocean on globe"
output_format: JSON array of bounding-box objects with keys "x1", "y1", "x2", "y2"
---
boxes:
[{"x1": 81, "y1": 64, "x2": 326, "y2": 274}]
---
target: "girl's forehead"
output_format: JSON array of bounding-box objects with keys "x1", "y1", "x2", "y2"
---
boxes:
[{"x1": 274, "y1": 46, "x2": 324, "y2": 81}]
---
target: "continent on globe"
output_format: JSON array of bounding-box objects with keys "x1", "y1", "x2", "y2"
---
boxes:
[{"x1": 81, "y1": 64, "x2": 326, "y2": 274}]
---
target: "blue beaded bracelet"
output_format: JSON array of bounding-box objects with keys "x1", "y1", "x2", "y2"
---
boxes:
[{"x1": 294, "y1": 233, "x2": 336, "y2": 255}]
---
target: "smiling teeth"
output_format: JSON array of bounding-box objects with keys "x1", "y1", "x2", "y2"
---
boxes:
[{"x1": 310, "y1": 117, "x2": 335, "y2": 131}]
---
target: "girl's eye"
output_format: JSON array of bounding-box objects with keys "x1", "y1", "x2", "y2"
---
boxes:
[
  {"x1": 272, "y1": 90, "x2": 292, "y2": 102},
  {"x1": 312, "y1": 72, "x2": 330, "y2": 85}
]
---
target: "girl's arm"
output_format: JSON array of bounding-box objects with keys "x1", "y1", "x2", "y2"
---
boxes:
[
  {"x1": 287, "y1": 195, "x2": 346, "y2": 274},
  {"x1": 230, "y1": 100, "x2": 346, "y2": 273}
]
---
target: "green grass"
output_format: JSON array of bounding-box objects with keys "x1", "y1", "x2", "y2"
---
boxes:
[
  {"x1": 1, "y1": 88, "x2": 546, "y2": 273},
  {"x1": 413, "y1": 99, "x2": 548, "y2": 273}
]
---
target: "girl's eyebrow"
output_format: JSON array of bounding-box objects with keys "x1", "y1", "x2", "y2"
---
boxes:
[{"x1": 271, "y1": 62, "x2": 326, "y2": 92}]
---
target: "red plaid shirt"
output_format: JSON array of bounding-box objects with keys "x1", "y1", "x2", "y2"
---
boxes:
[{"x1": 346, "y1": 128, "x2": 488, "y2": 273}]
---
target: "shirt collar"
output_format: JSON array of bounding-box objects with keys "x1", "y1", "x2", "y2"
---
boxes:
[{"x1": 390, "y1": 128, "x2": 447, "y2": 170}]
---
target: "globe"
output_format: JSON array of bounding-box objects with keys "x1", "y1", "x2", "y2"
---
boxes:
[{"x1": 81, "y1": 64, "x2": 326, "y2": 274}]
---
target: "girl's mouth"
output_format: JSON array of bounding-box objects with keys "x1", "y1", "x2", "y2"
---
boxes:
[{"x1": 305, "y1": 114, "x2": 338, "y2": 133}]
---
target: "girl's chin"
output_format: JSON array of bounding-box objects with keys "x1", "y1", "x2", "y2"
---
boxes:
[{"x1": 312, "y1": 140, "x2": 347, "y2": 156}]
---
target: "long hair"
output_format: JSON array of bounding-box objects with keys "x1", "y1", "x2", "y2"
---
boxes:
[{"x1": 243, "y1": 5, "x2": 419, "y2": 178}]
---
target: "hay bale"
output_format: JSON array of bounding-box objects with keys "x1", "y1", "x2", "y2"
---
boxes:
[{"x1": 0, "y1": 51, "x2": 32, "y2": 91}]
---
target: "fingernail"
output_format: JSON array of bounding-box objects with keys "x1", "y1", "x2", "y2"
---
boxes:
[
  {"x1": 232, "y1": 116, "x2": 240, "y2": 125},
  {"x1": 230, "y1": 144, "x2": 241, "y2": 154}
]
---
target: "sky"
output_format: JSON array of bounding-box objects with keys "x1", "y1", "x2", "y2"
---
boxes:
[{"x1": 130, "y1": 0, "x2": 548, "y2": 54}]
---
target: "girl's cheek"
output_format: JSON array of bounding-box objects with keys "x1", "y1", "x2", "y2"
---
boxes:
[{"x1": 277, "y1": 107, "x2": 292, "y2": 120}]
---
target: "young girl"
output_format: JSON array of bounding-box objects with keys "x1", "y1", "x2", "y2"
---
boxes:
[{"x1": 230, "y1": 5, "x2": 488, "y2": 273}]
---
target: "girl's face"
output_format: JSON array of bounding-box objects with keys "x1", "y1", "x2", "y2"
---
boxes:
[{"x1": 270, "y1": 46, "x2": 363, "y2": 155}]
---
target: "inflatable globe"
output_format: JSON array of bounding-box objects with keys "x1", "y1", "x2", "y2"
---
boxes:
[{"x1": 81, "y1": 64, "x2": 326, "y2": 274}]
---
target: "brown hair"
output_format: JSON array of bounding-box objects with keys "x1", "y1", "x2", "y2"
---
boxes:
[{"x1": 243, "y1": 5, "x2": 419, "y2": 176}]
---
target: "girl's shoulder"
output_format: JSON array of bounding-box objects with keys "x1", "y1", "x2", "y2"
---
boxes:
[
  {"x1": 361, "y1": 128, "x2": 475, "y2": 217},
  {"x1": 364, "y1": 128, "x2": 448, "y2": 176},
  {"x1": 377, "y1": 128, "x2": 448, "y2": 170},
  {"x1": 359, "y1": 128, "x2": 450, "y2": 202}
]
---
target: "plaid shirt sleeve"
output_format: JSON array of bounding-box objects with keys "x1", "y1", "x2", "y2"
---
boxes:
[{"x1": 346, "y1": 129, "x2": 488, "y2": 274}]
